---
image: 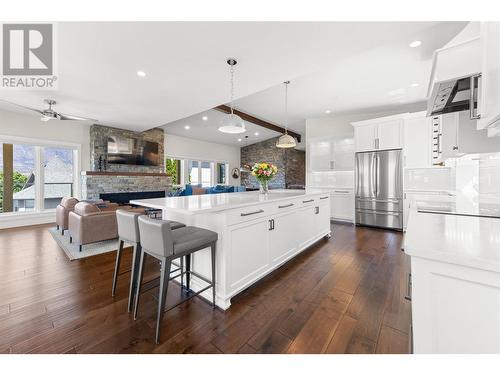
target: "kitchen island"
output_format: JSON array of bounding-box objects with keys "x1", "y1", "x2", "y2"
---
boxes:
[{"x1": 131, "y1": 189, "x2": 332, "y2": 309}]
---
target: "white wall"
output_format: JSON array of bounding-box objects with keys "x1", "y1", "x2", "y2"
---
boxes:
[
  {"x1": 306, "y1": 102, "x2": 427, "y2": 140},
  {"x1": 164, "y1": 133, "x2": 241, "y2": 185},
  {"x1": 0, "y1": 108, "x2": 91, "y2": 170}
]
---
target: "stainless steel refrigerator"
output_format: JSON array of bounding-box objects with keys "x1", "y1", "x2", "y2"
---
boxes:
[{"x1": 355, "y1": 149, "x2": 403, "y2": 230}]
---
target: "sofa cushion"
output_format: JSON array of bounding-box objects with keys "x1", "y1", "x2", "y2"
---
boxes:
[
  {"x1": 60, "y1": 197, "x2": 79, "y2": 209},
  {"x1": 74, "y1": 202, "x2": 101, "y2": 216}
]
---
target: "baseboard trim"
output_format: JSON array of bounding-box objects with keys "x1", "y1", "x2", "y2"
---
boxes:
[{"x1": 0, "y1": 211, "x2": 55, "y2": 229}]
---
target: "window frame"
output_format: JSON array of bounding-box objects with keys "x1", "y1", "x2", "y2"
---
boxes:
[
  {"x1": 164, "y1": 154, "x2": 230, "y2": 187},
  {"x1": 0, "y1": 135, "x2": 81, "y2": 216}
]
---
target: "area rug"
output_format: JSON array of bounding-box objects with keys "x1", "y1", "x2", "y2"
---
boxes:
[{"x1": 48, "y1": 227, "x2": 119, "y2": 261}]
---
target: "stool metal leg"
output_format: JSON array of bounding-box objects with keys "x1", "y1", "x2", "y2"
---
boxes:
[
  {"x1": 180, "y1": 256, "x2": 184, "y2": 290},
  {"x1": 185, "y1": 254, "x2": 191, "y2": 291},
  {"x1": 128, "y1": 242, "x2": 142, "y2": 313},
  {"x1": 155, "y1": 258, "x2": 171, "y2": 344},
  {"x1": 133, "y1": 250, "x2": 147, "y2": 320},
  {"x1": 211, "y1": 243, "x2": 216, "y2": 308},
  {"x1": 112, "y1": 240, "x2": 124, "y2": 297}
]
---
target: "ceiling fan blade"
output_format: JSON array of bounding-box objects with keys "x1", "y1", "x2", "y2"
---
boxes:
[
  {"x1": 59, "y1": 113, "x2": 98, "y2": 122},
  {"x1": 0, "y1": 99, "x2": 43, "y2": 115}
]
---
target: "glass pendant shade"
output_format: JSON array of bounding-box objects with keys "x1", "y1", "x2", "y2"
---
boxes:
[
  {"x1": 276, "y1": 133, "x2": 297, "y2": 148},
  {"x1": 218, "y1": 113, "x2": 246, "y2": 133}
]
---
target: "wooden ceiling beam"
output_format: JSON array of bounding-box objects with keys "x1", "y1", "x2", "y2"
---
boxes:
[{"x1": 214, "y1": 104, "x2": 301, "y2": 143}]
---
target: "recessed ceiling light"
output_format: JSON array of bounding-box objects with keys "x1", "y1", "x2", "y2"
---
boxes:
[
  {"x1": 237, "y1": 138, "x2": 242, "y2": 142},
  {"x1": 411, "y1": 83, "x2": 419, "y2": 87},
  {"x1": 202, "y1": 116, "x2": 208, "y2": 121},
  {"x1": 184, "y1": 125, "x2": 190, "y2": 130},
  {"x1": 409, "y1": 40, "x2": 422, "y2": 48},
  {"x1": 254, "y1": 132, "x2": 259, "y2": 136},
  {"x1": 137, "y1": 70, "x2": 146, "y2": 77},
  {"x1": 325, "y1": 109, "x2": 332, "y2": 114}
]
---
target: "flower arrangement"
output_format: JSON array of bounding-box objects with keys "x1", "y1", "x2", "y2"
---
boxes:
[{"x1": 251, "y1": 162, "x2": 278, "y2": 194}]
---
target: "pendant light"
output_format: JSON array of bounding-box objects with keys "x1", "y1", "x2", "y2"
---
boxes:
[
  {"x1": 276, "y1": 80, "x2": 297, "y2": 148},
  {"x1": 219, "y1": 58, "x2": 246, "y2": 134}
]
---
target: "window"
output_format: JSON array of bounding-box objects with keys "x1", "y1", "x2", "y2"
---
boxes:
[
  {"x1": 216, "y1": 162, "x2": 228, "y2": 184},
  {"x1": 200, "y1": 161, "x2": 211, "y2": 187},
  {"x1": 188, "y1": 160, "x2": 200, "y2": 185},
  {"x1": 172, "y1": 157, "x2": 229, "y2": 187},
  {"x1": 0, "y1": 139, "x2": 79, "y2": 215},
  {"x1": 43, "y1": 148, "x2": 74, "y2": 209}
]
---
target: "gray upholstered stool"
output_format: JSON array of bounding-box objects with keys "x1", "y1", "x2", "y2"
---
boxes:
[
  {"x1": 134, "y1": 215, "x2": 218, "y2": 344},
  {"x1": 113, "y1": 209, "x2": 185, "y2": 312}
]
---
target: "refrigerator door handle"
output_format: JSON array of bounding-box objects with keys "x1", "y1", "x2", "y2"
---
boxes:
[
  {"x1": 357, "y1": 209, "x2": 401, "y2": 217},
  {"x1": 374, "y1": 153, "x2": 379, "y2": 197},
  {"x1": 371, "y1": 153, "x2": 377, "y2": 197}
]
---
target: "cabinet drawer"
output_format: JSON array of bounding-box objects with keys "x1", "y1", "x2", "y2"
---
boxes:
[{"x1": 225, "y1": 204, "x2": 273, "y2": 226}]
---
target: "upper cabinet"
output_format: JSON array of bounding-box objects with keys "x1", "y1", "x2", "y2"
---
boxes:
[
  {"x1": 404, "y1": 112, "x2": 433, "y2": 168},
  {"x1": 477, "y1": 22, "x2": 500, "y2": 133},
  {"x1": 352, "y1": 114, "x2": 406, "y2": 152},
  {"x1": 308, "y1": 136, "x2": 354, "y2": 172}
]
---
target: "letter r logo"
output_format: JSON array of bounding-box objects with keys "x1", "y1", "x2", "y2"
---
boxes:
[{"x1": 2, "y1": 24, "x2": 53, "y2": 75}]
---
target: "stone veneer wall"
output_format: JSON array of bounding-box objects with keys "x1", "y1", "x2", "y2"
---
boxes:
[
  {"x1": 240, "y1": 136, "x2": 305, "y2": 189},
  {"x1": 81, "y1": 124, "x2": 170, "y2": 200},
  {"x1": 89, "y1": 124, "x2": 165, "y2": 173}
]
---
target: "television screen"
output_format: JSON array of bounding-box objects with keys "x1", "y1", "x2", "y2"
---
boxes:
[{"x1": 107, "y1": 136, "x2": 159, "y2": 166}]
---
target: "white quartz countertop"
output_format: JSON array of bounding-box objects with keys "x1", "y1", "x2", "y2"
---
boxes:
[
  {"x1": 131, "y1": 189, "x2": 331, "y2": 214},
  {"x1": 404, "y1": 202, "x2": 500, "y2": 273}
]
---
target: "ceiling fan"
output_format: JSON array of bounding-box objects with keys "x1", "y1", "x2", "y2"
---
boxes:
[{"x1": 0, "y1": 98, "x2": 98, "y2": 122}]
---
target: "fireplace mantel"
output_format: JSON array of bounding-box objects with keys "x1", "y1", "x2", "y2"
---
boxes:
[{"x1": 82, "y1": 171, "x2": 169, "y2": 177}]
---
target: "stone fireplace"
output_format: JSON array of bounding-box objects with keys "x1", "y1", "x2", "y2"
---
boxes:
[{"x1": 81, "y1": 124, "x2": 171, "y2": 200}]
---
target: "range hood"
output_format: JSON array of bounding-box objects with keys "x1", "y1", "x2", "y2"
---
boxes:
[
  {"x1": 427, "y1": 73, "x2": 481, "y2": 118},
  {"x1": 427, "y1": 32, "x2": 481, "y2": 119}
]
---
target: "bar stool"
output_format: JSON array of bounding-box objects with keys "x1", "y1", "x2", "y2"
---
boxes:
[
  {"x1": 134, "y1": 215, "x2": 218, "y2": 344},
  {"x1": 113, "y1": 209, "x2": 185, "y2": 312}
]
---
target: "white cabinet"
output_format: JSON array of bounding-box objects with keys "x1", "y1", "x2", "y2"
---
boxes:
[
  {"x1": 228, "y1": 218, "x2": 270, "y2": 291},
  {"x1": 354, "y1": 124, "x2": 377, "y2": 152},
  {"x1": 352, "y1": 114, "x2": 406, "y2": 152},
  {"x1": 316, "y1": 197, "x2": 332, "y2": 234},
  {"x1": 478, "y1": 22, "x2": 500, "y2": 132},
  {"x1": 440, "y1": 112, "x2": 500, "y2": 159},
  {"x1": 269, "y1": 210, "x2": 298, "y2": 266},
  {"x1": 411, "y1": 256, "x2": 500, "y2": 353},
  {"x1": 308, "y1": 136, "x2": 354, "y2": 171},
  {"x1": 330, "y1": 190, "x2": 354, "y2": 222},
  {"x1": 404, "y1": 112, "x2": 432, "y2": 168}
]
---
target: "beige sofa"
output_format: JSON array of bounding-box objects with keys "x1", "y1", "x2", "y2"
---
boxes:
[
  {"x1": 68, "y1": 202, "x2": 144, "y2": 251},
  {"x1": 56, "y1": 197, "x2": 79, "y2": 234}
]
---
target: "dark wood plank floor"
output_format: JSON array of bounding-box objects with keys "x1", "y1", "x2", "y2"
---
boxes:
[{"x1": 0, "y1": 222, "x2": 411, "y2": 354}]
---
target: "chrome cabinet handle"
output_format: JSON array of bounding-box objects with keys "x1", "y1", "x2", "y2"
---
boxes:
[
  {"x1": 334, "y1": 190, "x2": 349, "y2": 194},
  {"x1": 330, "y1": 161, "x2": 335, "y2": 170},
  {"x1": 320, "y1": 196, "x2": 329, "y2": 199},
  {"x1": 241, "y1": 209, "x2": 264, "y2": 217},
  {"x1": 302, "y1": 199, "x2": 314, "y2": 203},
  {"x1": 470, "y1": 74, "x2": 481, "y2": 120},
  {"x1": 268, "y1": 219, "x2": 274, "y2": 230},
  {"x1": 315, "y1": 206, "x2": 319, "y2": 214},
  {"x1": 278, "y1": 203, "x2": 294, "y2": 208}
]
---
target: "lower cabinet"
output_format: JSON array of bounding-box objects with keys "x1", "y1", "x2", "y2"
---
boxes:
[
  {"x1": 330, "y1": 191, "x2": 354, "y2": 222},
  {"x1": 411, "y1": 256, "x2": 500, "y2": 353},
  {"x1": 226, "y1": 195, "x2": 331, "y2": 295}
]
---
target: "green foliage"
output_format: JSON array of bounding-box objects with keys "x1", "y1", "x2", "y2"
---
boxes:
[
  {"x1": 165, "y1": 159, "x2": 179, "y2": 184},
  {"x1": 0, "y1": 171, "x2": 28, "y2": 212}
]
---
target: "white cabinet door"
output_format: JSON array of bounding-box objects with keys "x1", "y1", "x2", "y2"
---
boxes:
[
  {"x1": 308, "y1": 138, "x2": 333, "y2": 171},
  {"x1": 315, "y1": 197, "x2": 331, "y2": 235},
  {"x1": 377, "y1": 119, "x2": 403, "y2": 150},
  {"x1": 296, "y1": 205, "x2": 317, "y2": 248},
  {"x1": 355, "y1": 124, "x2": 377, "y2": 152},
  {"x1": 332, "y1": 137, "x2": 355, "y2": 170},
  {"x1": 269, "y1": 210, "x2": 298, "y2": 265},
  {"x1": 228, "y1": 219, "x2": 269, "y2": 293},
  {"x1": 331, "y1": 192, "x2": 354, "y2": 222},
  {"x1": 404, "y1": 114, "x2": 432, "y2": 168},
  {"x1": 478, "y1": 22, "x2": 500, "y2": 131}
]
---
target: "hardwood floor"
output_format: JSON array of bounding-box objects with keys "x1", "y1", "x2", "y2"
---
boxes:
[{"x1": 0, "y1": 222, "x2": 411, "y2": 354}]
